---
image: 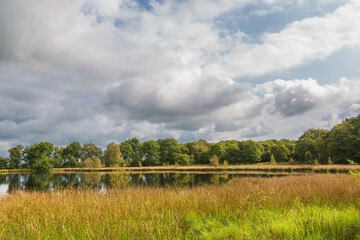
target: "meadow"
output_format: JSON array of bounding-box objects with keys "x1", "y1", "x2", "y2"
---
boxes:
[{"x1": 1, "y1": 173, "x2": 360, "y2": 239}]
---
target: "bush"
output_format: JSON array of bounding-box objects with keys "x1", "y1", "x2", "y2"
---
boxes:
[
  {"x1": 210, "y1": 155, "x2": 220, "y2": 167},
  {"x1": 84, "y1": 157, "x2": 102, "y2": 168},
  {"x1": 270, "y1": 154, "x2": 277, "y2": 165},
  {"x1": 175, "y1": 154, "x2": 191, "y2": 166}
]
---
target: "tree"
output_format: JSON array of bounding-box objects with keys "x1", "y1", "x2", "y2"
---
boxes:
[
  {"x1": 63, "y1": 142, "x2": 83, "y2": 161},
  {"x1": 175, "y1": 154, "x2": 191, "y2": 166},
  {"x1": 223, "y1": 143, "x2": 240, "y2": 164},
  {"x1": 270, "y1": 154, "x2": 276, "y2": 164},
  {"x1": 8, "y1": 145, "x2": 24, "y2": 169},
  {"x1": 327, "y1": 115, "x2": 360, "y2": 163},
  {"x1": 209, "y1": 143, "x2": 225, "y2": 161},
  {"x1": 209, "y1": 155, "x2": 220, "y2": 166},
  {"x1": 305, "y1": 151, "x2": 313, "y2": 164},
  {"x1": 84, "y1": 157, "x2": 102, "y2": 168},
  {"x1": 186, "y1": 140, "x2": 210, "y2": 164},
  {"x1": 23, "y1": 142, "x2": 54, "y2": 171},
  {"x1": 158, "y1": 138, "x2": 180, "y2": 165},
  {"x1": 270, "y1": 142, "x2": 290, "y2": 162},
  {"x1": 141, "y1": 140, "x2": 160, "y2": 166},
  {"x1": 83, "y1": 143, "x2": 102, "y2": 160},
  {"x1": 295, "y1": 129, "x2": 329, "y2": 162},
  {"x1": 238, "y1": 140, "x2": 262, "y2": 164},
  {"x1": 120, "y1": 138, "x2": 142, "y2": 166},
  {"x1": 0, "y1": 157, "x2": 9, "y2": 169},
  {"x1": 103, "y1": 142, "x2": 122, "y2": 167},
  {"x1": 314, "y1": 137, "x2": 328, "y2": 164}
]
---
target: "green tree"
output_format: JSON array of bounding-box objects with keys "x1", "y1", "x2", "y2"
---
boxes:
[
  {"x1": 270, "y1": 142, "x2": 290, "y2": 162},
  {"x1": 175, "y1": 154, "x2": 191, "y2": 166},
  {"x1": 158, "y1": 138, "x2": 180, "y2": 165},
  {"x1": 8, "y1": 145, "x2": 24, "y2": 169},
  {"x1": 24, "y1": 142, "x2": 54, "y2": 171},
  {"x1": 83, "y1": 143, "x2": 102, "y2": 160},
  {"x1": 238, "y1": 140, "x2": 262, "y2": 164},
  {"x1": 0, "y1": 157, "x2": 9, "y2": 169},
  {"x1": 327, "y1": 115, "x2": 360, "y2": 163},
  {"x1": 63, "y1": 142, "x2": 83, "y2": 161},
  {"x1": 305, "y1": 151, "x2": 313, "y2": 164},
  {"x1": 209, "y1": 143, "x2": 225, "y2": 161},
  {"x1": 120, "y1": 138, "x2": 142, "y2": 166},
  {"x1": 103, "y1": 142, "x2": 122, "y2": 167},
  {"x1": 209, "y1": 155, "x2": 220, "y2": 166},
  {"x1": 223, "y1": 143, "x2": 240, "y2": 164},
  {"x1": 270, "y1": 154, "x2": 276, "y2": 164},
  {"x1": 84, "y1": 157, "x2": 102, "y2": 168},
  {"x1": 314, "y1": 137, "x2": 328, "y2": 164},
  {"x1": 141, "y1": 140, "x2": 160, "y2": 166},
  {"x1": 295, "y1": 128, "x2": 329, "y2": 162},
  {"x1": 186, "y1": 140, "x2": 210, "y2": 164}
]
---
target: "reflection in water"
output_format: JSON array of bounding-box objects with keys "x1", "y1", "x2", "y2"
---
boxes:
[
  {"x1": 0, "y1": 172, "x2": 231, "y2": 194},
  {"x1": 0, "y1": 172, "x2": 281, "y2": 195}
]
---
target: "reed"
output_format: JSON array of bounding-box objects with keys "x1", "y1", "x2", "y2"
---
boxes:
[
  {"x1": 1, "y1": 174, "x2": 360, "y2": 239},
  {"x1": 53, "y1": 164, "x2": 360, "y2": 174}
]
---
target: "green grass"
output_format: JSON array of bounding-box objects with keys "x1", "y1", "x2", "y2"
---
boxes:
[{"x1": 1, "y1": 174, "x2": 360, "y2": 239}]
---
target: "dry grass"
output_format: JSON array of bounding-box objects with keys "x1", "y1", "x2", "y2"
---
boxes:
[
  {"x1": 1, "y1": 174, "x2": 360, "y2": 239},
  {"x1": 53, "y1": 164, "x2": 360, "y2": 173}
]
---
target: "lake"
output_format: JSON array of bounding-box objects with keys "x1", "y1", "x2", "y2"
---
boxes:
[{"x1": 0, "y1": 171, "x2": 291, "y2": 196}]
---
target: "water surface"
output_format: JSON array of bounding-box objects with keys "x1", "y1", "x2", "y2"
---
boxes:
[{"x1": 0, "y1": 171, "x2": 289, "y2": 195}]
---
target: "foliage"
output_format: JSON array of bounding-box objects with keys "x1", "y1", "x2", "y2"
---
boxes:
[
  {"x1": 8, "y1": 145, "x2": 24, "y2": 169},
  {"x1": 140, "y1": 140, "x2": 160, "y2": 166},
  {"x1": 305, "y1": 151, "x2": 313, "y2": 164},
  {"x1": 209, "y1": 155, "x2": 220, "y2": 167},
  {"x1": 83, "y1": 143, "x2": 102, "y2": 159},
  {"x1": 63, "y1": 142, "x2": 83, "y2": 161},
  {"x1": 348, "y1": 159, "x2": 360, "y2": 179},
  {"x1": 1, "y1": 114, "x2": 360, "y2": 169},
  {"x1": 103, "y1": 142, "x2": 122, "y2": 167},
  {"x1": 120, "y1": 138, "x2": 142, "y2": 166},
  {"x1": 295, "y1": 128, "x2": 329, "y2": 162},
  {"x1": 270, "y1": 154, "x2": 276, "y2": 165},
  {"x1": 158, "y1": 138, "x2": 180, "y2": 165},
  {"x1": 84, "y1": 157, "x2": 102, "y2": 168},
  {"x1": 24, "y1": 142, "x2": 54, "y2": 171},
  {"x1": 109, "y1": 168, "x2": 131, "y2": 188},
  {"x1": 175, "y1": 154, "x2": 192, "y2": 166},
  {"x1": 0, "y1": 157, "x2": 9, "y2": 169}
]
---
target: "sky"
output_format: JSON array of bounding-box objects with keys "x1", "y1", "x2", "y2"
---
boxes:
[{"x1": 1, "y1": 0, "x2": 360, "y2": 156}]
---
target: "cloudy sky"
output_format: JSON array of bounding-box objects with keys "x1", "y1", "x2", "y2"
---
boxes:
[{"x1": 1, "y1": 0, "x2": 360, "y2": 155}]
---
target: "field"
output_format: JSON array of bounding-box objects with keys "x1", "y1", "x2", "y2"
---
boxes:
[
  {"x1": 1, "y1": 173, "x2": 360, "y2": 239},
  {"x1": 53, "y1": 164, "x2": 360, "y2": 173}
]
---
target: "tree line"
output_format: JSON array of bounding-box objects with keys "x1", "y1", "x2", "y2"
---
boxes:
[{"x1": 0, "y1": 114, "x2": 359, "y2": 171}]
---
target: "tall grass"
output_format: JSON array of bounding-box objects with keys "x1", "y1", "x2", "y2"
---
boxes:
[
  {"x1": 53, "y1": 164, "x2": 360, "y2": 174},
  {"x1": 1, "y1": 174, "x2": 360, "y2": 239}
]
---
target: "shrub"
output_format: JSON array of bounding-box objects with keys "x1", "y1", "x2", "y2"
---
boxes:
[{"x1": 210, "y1": 155, "x2": 220, "y2": 167}]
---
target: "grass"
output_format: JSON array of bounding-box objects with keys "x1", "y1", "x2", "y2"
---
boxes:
[
  {"x1": 52, "y1": 164, "x2": 360, "y2": 173},
  {"x1": 1, "y1": 174, "x2": 360, "y2": 239}
]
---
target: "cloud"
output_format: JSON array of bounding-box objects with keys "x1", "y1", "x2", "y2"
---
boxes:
[
  {"x1": 0, "y1": 0, "x2": 359, "y2": 157},
  {"x1": 205, "y1": 1, "x2": 360, "y2": 78}
]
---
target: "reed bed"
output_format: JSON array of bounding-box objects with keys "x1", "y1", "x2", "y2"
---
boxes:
[
  {"x1": 53, "y1": 164, "x2": 360, "y2": 173},
  {"x1": 1, "y1": 174, "x2": 360, "y2": 239}
]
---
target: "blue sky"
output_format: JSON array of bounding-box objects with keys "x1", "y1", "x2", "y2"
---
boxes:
[{"x1": 0, "y1": 0, "x2": 360, "y2": 156}]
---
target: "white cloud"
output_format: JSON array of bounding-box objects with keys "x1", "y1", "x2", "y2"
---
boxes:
[
  {"x1": 0, "y1": 0, "x2": 359, "y2": 156},
  {"x1": 206, "y1": 1, "x2": 360, "y2": 78}
]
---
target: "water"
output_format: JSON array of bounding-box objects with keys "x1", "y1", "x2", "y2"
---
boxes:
[{"x1": 0, "y1": 171, "x2": 287, "y2": 195}]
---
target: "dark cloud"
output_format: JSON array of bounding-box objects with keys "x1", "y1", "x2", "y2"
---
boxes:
[
  {"x1": 274, "y1": 86, "x2": 318, "y2": 117},
  {"x1": 105, "y1": 75, "x2": 251, "y2": 124}
]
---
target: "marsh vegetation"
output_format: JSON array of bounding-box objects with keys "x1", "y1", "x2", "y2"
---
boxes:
[{"x1": 1, "y1": 174, "x2": 360, "y2": 239}]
